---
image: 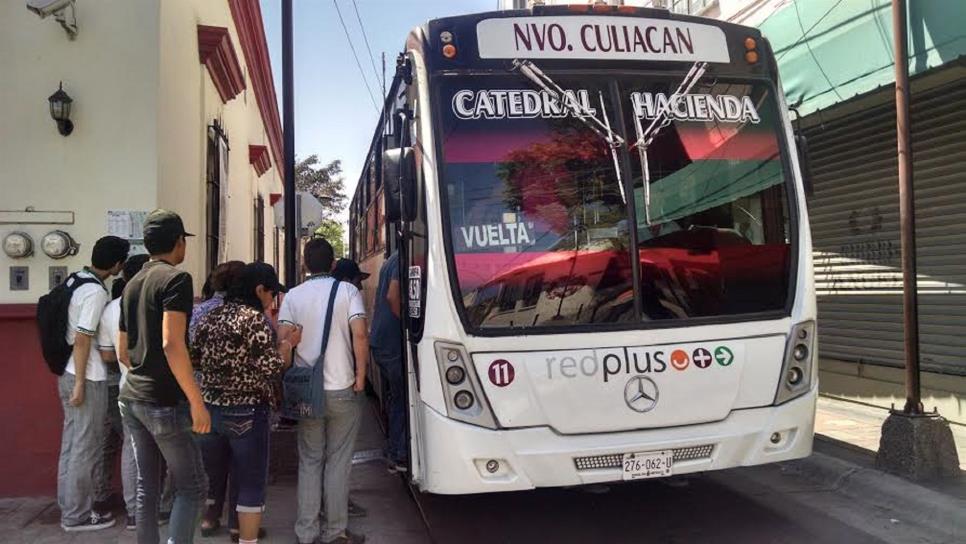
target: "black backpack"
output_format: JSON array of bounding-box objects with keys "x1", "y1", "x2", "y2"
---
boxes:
[{"x1": 36, "y1": 272, "x2": 102, "y2": 376}]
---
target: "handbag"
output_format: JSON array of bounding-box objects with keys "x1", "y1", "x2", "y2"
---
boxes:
[{"x1": 281, "y1": 279, "x2": 341, "y2": 420}]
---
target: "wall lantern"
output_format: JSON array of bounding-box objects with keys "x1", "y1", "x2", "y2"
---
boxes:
[
  {"x1": 3, "y1": 232, "x2": 34, "y2": 259},
  {"x1": 41, "y1": 230, "x2": 79, "y2": 259},
  {"x1": 48, "y1": 82, "x2": 74, "y2": 136}
]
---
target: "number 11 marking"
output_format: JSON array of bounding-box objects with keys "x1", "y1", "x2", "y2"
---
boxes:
[{"x1": 488, "y1": 359, "x2": 515, "y2": 387}]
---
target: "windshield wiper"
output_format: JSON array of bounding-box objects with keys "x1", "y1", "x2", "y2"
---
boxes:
[
  {"x1": 630, "y1": 62, "x2": 707, "y2": 225},
  {"x1": 512, "y1": 59, "x2": 627, "y2": 203}
]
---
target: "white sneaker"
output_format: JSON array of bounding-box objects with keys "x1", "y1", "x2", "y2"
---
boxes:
[{"x1": 62, "y1": 513, "x2": 116, "y2": 532}]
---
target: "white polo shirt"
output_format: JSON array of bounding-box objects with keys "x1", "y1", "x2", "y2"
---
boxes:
[
  {"x1": 64, "y1": 270, "x2": 110, "y2": 382},
  {"x1": 278, "y1": 276, "x2": 366, "y2": 391},
  {"x1": 97, "y1": 297, "x2": 126, "y2": 387}
]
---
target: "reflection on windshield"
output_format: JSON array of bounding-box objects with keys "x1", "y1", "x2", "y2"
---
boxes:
[
  {"x1": 631, "y1": 61, "x2": 707, "y2": 225},
  {"x1": 440, "y1": 75, "x2": 792, "y2": 331},
  {"x1": 626, "y1": 78, "x2": 790, "y2": 320}
]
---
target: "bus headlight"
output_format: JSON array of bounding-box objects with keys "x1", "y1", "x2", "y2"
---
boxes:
[
  {"x1": 454, "y1": 390, "x2": 474, "y2": 410},
  {"x1": 445, "y1": 366, "x2": 466, "y2": 385},
  {"x1": 434, "y1": 341, "x2": 498, "y2": 429},
  {"x1": 774, "y1": 321, "x2": 816, "y2": 405}
]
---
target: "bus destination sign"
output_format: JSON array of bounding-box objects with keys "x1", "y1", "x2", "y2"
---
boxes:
[{"x1": 476, "y1": 16, "x2": 730, "y2": 63}]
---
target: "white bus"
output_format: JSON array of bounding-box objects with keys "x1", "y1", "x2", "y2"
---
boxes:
[{"x1": 350, "y1": 3, "x2": 816, "y2": 494}]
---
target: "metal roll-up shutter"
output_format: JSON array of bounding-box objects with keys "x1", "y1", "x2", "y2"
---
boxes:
[{"x1": 806, "y1": 78, "x2": 966, "y2": 375}]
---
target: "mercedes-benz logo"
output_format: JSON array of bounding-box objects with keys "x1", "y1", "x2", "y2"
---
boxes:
[{"x1": 624, "y1": 376, "x2": 659, "y2": 413}]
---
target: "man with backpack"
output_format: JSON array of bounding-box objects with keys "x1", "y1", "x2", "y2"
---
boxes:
[{"x1": 50, "y1": 235, "x2": 130, "y2": 532}]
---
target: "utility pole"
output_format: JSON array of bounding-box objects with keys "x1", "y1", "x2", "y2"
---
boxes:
[
  {"x1": 892, "y1": 0, "x2": 921, "y2": 417},
  {"x1": 875, "y1": 0, "x2": 959, "y2": 480},
  {"x1": 282, "y1": 0, "x2": 297, "y2": 287}
]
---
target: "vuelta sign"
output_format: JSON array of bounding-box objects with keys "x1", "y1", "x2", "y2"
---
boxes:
[
  {"x1": 460, "y1": 221, "x2": 536, "y2": 249},
  {"x1": 477, "y1": 16, "x2": 731, "y2": 63}
]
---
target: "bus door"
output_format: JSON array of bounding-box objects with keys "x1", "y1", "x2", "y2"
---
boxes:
[{"x1": 384, "y1": 52, "x2": 428, "y2": 483}]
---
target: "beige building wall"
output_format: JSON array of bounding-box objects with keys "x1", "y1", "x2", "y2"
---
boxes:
[
  {"x1": 158, "y1": 0, "x2": 283, "y2": 290},
  {"x1": 0, "y1": 0, "x2": 283, "y2": 303},
  {"x1": 0, "y1": 0, "x2": 160, "y2": 303}
]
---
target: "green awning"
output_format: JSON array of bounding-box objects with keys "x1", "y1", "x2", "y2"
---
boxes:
[
  {"x1": 759, "y1": 0, "x2": 966, "y2": 116},
  {"x1": 636, "y1": 159, "x2": 783, "y2": 227}
]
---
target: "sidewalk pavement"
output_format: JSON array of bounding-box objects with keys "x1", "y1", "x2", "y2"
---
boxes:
[
  {"x1": 4, "y1": 395, "x2": 963, "y2": 543},
  {"x1": 814, "y1": 394, "x2": 966, "y2": 471},
  {"x1": 0, "y1": 401, "x2": 429, "y2": 544}
]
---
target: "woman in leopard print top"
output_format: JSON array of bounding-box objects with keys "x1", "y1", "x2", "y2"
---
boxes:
[{"x1": 191, "y1": 262, "x2": 301, "y2": 543}]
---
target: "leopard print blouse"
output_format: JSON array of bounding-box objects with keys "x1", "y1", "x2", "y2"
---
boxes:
[{"x1": 190, "y1": 301, "x2": 285, "y2": 407}]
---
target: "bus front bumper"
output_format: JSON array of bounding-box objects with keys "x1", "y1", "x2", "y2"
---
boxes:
[{"x1": 416, "y1": 387, "x2": 816, "y2": 494}]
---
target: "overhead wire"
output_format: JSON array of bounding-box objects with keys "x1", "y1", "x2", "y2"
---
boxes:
[
  {"x1": 332, "y1": 0, "x2": 380, "y2": 113},
  {"x1": 350, "y1": 0, "x2": 382, "y2": 89}
]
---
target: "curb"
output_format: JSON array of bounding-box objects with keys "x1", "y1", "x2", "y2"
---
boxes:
[{"x1": 784, "y1": 450, "x2": 966, "y2": 538}]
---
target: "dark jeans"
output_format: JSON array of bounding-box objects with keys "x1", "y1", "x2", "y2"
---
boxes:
[
  {"x1": 120, "y1": 399, "x2": 207, "y2": 544},
  {"x1": 196, "y1": 405, "x2": 270, "y2": 521},
  {"x1": 373, "y1": 349, "x2": 406, "y2": 462},
  {"x1": 205, "y1": 465, "x2": 237, "y2": 530}
]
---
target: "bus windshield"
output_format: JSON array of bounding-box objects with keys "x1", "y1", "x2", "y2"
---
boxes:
[{"x1": 438, "y1": 73, "x2": 792, "y2": 331}]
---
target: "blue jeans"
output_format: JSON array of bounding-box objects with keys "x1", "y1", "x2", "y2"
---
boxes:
[
  {"x1": 373, "y1": 349, "x2": 407, "y2": 462},
  {"x1": 120, "y1": 399, "x2": 207, "y2": 544},
  {"x1": 196, "y1": 405, "x2": 270, "y2": 522}
]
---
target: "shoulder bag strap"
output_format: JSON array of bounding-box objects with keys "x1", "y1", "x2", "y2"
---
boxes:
[{"x1": 314, "y1": 279, "x2": 341, "y2": 369}]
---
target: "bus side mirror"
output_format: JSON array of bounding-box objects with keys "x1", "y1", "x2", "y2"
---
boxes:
[
  {"x1": 795, "y1": 132, "x2": 814, "y2": 197},
  {"x1": 383, "y1": 147, "x2": 416, "y2": 222}
]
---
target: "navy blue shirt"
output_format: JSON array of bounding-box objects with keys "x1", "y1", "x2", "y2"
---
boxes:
[{"x1": 370, "y1": 252, "x2": 401, "y2": 353}]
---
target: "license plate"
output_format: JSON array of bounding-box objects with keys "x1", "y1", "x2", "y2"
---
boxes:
[{"x1": 622, "y1": 450, "x2": 673, "y2": 480}]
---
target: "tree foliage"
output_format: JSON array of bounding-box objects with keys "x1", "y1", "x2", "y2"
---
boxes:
[
  {"x1": 295, "y1": 155, "x2": 347, "y2": 219},
  {"x1": 314, "y1": 219, "x2": 347, "y2": 258}
]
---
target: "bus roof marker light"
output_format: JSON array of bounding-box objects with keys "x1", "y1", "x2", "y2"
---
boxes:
[
  {"x1": 744, "y1": 37, "x2": 757, "y2": 50},
  {"x1": 442, "y1": 44, "x2": 457, "y2": 59},
  {"x1": 567, "y1": 5, "x2": 590, "y2": 13},
  {"x1": 745, "y1": 50, "x2": 759, "y2": 64},
  {"x1": 439, "y1": 31, "x2": 453, "y2": 44}
]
